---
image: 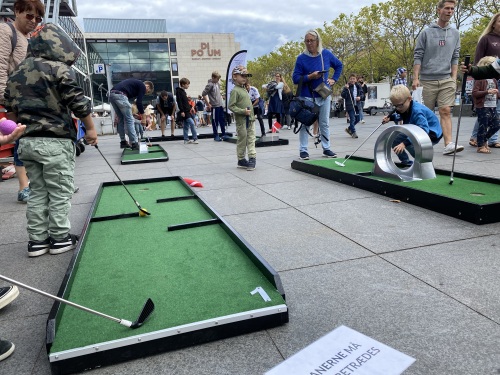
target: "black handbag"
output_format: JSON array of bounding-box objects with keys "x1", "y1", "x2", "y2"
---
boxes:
[{"x1": 289, "y1": 77, "x2": 320, "y2": 126}]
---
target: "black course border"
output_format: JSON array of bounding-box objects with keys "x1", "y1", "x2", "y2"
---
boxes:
[
  {"x1": 223, "y1": 135, "x2": 289, "y2": 147},
  {"x1": 142, "y1": 132, "x2": 234, "y2": 142},
  {"x1": 46, "y1": 176, "x2": 288, "y2": 375},
  {"x1": 291, "y1": 156, "x2": 500, "y2": 225},
  {"x1": 120, "y1": 144, "x2": 169, "y2": 165}
]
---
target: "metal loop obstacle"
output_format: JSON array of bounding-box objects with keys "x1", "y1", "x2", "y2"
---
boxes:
[{"x1": 372, "y1": 125, "x2": 436, "y2": 182}]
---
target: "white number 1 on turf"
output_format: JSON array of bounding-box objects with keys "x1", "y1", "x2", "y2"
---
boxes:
[{"x1": 250, "y1": 286, "x2": 271, "y2": 302}]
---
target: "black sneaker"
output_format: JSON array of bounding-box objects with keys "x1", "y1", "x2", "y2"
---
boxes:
[
  {"x1": 130, "y1": 142, "x2": 139, "y2": 150},
  {"x1": 299, "y1": 152, "x2": 310, "y2": 160},
  {"x1": 28, "y1": 238, "x2": 50, "y2": 257},
  {"x1": 50, "y1": 234, "x2": 78, "y2": 255},
  {"x1": 323, "y1": 150, "x2": 337, "y2": 158},
  {"x1": 345, "y1": 128, "x2": 353, "y2": 136},
  {"x1": 0, "y1": 339, "x2": 15, "y2": 362},
  {"x1": 247, "y1": 158, "x2": 256, "y2": 171},
  {"x1": 0, "y1": 286, "x2": 19, "y2": 310},
  {"x1": 120, "y1": 140, "x2": 129, "y2": 149},
  {"x1": 237, "y1": 159, "x2": 249, "y2": 168},
  {"x1": 351, "y1": 132, "x2": 358, "y2": 139}
]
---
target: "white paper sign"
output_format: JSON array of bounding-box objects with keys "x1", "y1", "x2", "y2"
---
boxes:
[
  {"x1": 265, "y1": 325, "x2": 415, "y2": 375},
  {"x1": 139, "y1": 143, "x2": 148, "y2": 154}
]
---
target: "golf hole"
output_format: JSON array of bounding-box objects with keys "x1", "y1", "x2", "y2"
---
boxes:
[{"x1": 470, "y1": 192, "x2": 485, "y2": 197}]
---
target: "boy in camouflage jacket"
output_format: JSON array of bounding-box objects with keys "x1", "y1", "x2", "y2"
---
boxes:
[{"x1": 4, "y1": 23, "x2": 98, "y2": 257}]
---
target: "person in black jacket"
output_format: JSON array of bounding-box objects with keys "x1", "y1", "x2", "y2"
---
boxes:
[
  {"x1": 175, "y1": 78, "x2": 198, "y2": 144},
  {"x1": 341, "y1": 73, "x2": 365, "y2": 138}
]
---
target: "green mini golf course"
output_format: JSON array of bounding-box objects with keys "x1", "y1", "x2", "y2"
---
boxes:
[
  {"x1": 292, "y1": 156, "x2": 500, "y2": 224},
  {"x1": 121, "y1": 144, "x2": 169, "y2": 164},
  {"x1": 47, "y1": 177, "x2": 288, "y2": 374}
]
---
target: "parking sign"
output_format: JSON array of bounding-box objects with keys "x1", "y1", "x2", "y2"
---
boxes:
[{"x1": 94, "y1": 64, "x2": 105, "y2": 75}]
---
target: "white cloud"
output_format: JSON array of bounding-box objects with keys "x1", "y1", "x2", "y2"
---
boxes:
[{"x1": 77, "y1": 1, "x2": 382, "y2": 60}]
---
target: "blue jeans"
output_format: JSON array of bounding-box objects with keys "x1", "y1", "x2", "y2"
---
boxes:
[
  {"x1": 346, "y1": 108, "x2": 360, "y2": 134},
  {"x1": 109, "y1": 92, "x2": 138, "y2": 144},
  {"x1": 471, "y1": 100, "x2": 500, "y2": 144},
  {"x1": 476, "y1": 107, "x2": 500, "y2": 147},
  {"x1": 392, "y1": 133, "x2": 440, "y2": 165},
  {"x1": 299, "y1": 95, "x2": 332, "y2": 153},
  {"x1": 183, "y1": 117, "x2": 197, "y2": 141},
  {"x1": 358, "y1": 101, "x2": 365, "y2": 121},
  {"x1": 211, "y1": 106, "x2": 226, "y2": 138}
]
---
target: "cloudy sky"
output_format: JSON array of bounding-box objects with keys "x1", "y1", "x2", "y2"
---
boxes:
[{"x1": 76, "y1": 0, "x2": 388, "y2": 61}]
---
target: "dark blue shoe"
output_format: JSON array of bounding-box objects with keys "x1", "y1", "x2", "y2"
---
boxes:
[
  {"x1": 237, "y1": 159, "x2": 249, "y2": 168},
  {"x1": 401, "y1": 160, "x2": 413, "y2": 168},
  {"x1": 323, "y1": 150, "x2": 337, "y2": 158},
  {"x1": 214, "y1": 136, "x2": 222, "y2": 142},
  {"x1": 299, "y1": 152, "x2": 310, "y2": 160}
]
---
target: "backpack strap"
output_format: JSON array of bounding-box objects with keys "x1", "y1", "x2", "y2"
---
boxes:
[{"x1": 7, "y1": 23, "x2": 17, "y2": 52}]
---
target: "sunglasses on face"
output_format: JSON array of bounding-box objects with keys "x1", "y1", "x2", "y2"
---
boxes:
[{"x1": 26, "y1": 13, "x2": 43, "y2": 23}]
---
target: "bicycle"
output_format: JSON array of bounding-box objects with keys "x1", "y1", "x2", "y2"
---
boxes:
[{"x1": 381, "y1": 98, "x2": 393, "y2": 109}]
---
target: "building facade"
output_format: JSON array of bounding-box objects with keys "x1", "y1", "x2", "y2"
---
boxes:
[
  {"x1": 84, "y1": 19, "x2": 240, "y2": 103},
  {"x1": 0, "y1": 4, "x2": 241, "y2": 109}
]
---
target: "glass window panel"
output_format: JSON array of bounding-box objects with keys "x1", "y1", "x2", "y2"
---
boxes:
[
  {"x1": 149, "y1": 43, "x2": 168, "y2": 52},
  {"x1": 130, "y1": 63, "x2": 151, "y2": 72},
  {"x1": 90, "y1": 43, "x2": 108, "y2": 52},
  {"x1": 149, "y1": 52, "x2": 169, "y2": 59},
  {"x1": 129, "y1": 51, "x2": 150, "y2": 60},
  {"x1": 106, "y1": 43, "x2": 128, "y2": 52},
  {"x1": 111, "y1": 63, "x2": 131, "y2": 72},
  {"x1": 129, "y1": 57, "x2": 150, "y2": 64},
  {"x1": 128, "y1": 43, "x2": 149, "y2": 51},
  {"x1": 107, "y1": 52, "x2": 129, "y2": 60},
  {"x1": 151, "y1": 61, "x2": 169, "y2": 71}
]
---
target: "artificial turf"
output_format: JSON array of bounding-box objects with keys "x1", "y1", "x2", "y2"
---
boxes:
[
  {"x1": 306, "y1": 158, "x2": 500, "y2": 204},
  {"x1": 50, "y1": 179, "x2": 285, "y2": 353},
  {"x1": 121, "y1": 145, "x2": 168, "y2": 161}
]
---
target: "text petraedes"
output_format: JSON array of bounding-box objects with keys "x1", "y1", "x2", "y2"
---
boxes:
[{"x1": 309, "y1": 343, "x2": 381, "y2": 375}]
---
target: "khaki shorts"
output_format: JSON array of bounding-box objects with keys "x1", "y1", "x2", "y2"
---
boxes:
[{"x1": 421, "y1": 78, "x2": 456, "y2": 110}]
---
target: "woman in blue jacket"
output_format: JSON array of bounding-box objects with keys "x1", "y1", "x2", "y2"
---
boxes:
[{"x1": 292, "y1": 29, "x2": 343, "y2": 160}]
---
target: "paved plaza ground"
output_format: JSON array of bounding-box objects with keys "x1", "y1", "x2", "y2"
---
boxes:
[{"x1": 1, "y1": 113, "x2": 500, "y2": 375}]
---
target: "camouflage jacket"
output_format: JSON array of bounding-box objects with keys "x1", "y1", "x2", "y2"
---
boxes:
[{"x1": 4, "y1": 23, "x2": 91, "y2": 141}]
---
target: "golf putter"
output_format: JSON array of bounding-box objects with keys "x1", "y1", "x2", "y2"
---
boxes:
[
  {"x1": 93, "y1": 144, "x2": 151, "y2": 215},
  {"x1": 335, "y1": 120, "x2": 388, "y2": 167},
  {"x1": 450, "y1": 54, "x2": 470, "y2": 185},
  {"x1": 0, "y1": 274, "x2": 155, "y2": 329}
]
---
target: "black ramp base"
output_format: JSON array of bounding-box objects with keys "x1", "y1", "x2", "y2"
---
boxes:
[{"x1": 291, "y1": 156, "x2": 500, "y2": 225}]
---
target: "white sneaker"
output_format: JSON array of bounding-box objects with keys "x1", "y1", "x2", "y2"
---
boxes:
[
  {"x1": 443, "y1": 142, "x2": 464, "y2": 155},
  {"x1": 361, "y1": 120, "x2": 365, "y2": 124}
]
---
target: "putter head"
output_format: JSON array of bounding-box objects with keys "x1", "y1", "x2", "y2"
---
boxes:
[
  {"x1": 335, "y1": 161, "x2": 346, "y2": 167},
  {"x1": 139, "y1": 207, "x2": 151, "y2": 216},
  {"x1": 130, "y1": 298, "x2": 155, "y2": 329}
]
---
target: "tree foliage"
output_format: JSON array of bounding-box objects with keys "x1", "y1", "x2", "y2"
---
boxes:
[{"x1": 247, "y1": 0, "x2": 493, "y2": 93}]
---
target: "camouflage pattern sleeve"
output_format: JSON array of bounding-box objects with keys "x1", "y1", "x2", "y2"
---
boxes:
[{"x1": 58, "y1": 64, "x2": 91, "y2": 119}]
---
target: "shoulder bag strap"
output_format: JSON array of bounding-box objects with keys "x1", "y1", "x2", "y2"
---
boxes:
[{"x1": 7, "y1": 23, "x2": 17, "y2": 51}]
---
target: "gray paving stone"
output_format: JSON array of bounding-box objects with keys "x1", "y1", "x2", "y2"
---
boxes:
[
  {"x1": 382, "y1": 234, "x2": 500, "y2": 322},
  {"x1": 297, "y1": 197, "x2": 485, "y2": 253},
  {"x1": 225, "y1": 208, "x2": 373, "y2": 271},
  {"x1": 270, "y1": 257, "x2": 500, "y2": 375}
]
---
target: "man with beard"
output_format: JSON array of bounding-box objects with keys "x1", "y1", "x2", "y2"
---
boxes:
[{"x1": 382, "y1": 85, "x2": 443, "y2": 167}]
